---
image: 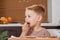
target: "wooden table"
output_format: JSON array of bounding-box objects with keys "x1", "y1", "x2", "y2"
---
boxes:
[{"x1": 8, "y1": 37, "x2": 60, "y2": 40}]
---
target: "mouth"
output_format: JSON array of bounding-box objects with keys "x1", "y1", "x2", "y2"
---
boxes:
[
  {"x1": 27, "y1": 22, "x2": 30, "y2": 24},
  {"x1": 27, "y1": 22, "x2": 30, "y2": 27}
]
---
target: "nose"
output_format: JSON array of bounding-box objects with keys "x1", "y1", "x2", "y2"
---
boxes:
[{"x1": 25, "y1": 17, "x2": 29, "y2": 22}]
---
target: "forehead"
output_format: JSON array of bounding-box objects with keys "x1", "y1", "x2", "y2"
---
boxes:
[{"x1": 25, "y1": 9, "x2": 37, "y2": 16}]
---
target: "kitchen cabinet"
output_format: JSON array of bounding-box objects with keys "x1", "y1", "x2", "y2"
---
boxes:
[
  {"x1": 0, "y1": 0, "x2": 48, "y2": 23},
  {"x1": 0, "y1": 26, "x2": 22, "y2": 37}
]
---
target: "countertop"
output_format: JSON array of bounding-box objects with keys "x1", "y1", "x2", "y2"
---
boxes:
[{"x1": 0, "y1": 23, "x2": 59, "y2": 27}]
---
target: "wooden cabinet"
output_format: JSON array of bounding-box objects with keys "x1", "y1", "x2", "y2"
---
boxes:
[{"x1": 0, "y1": 0, "x2": 48, "y2": 23}]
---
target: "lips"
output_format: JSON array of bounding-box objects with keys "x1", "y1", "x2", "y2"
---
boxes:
[
  {"x1": 27, "y1": 22, "x2": 30, "y2": 24},
  {"x1": 27, "y1": 22, "x2": 30, "y2": 27}
]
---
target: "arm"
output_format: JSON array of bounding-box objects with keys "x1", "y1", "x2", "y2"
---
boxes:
[
  {"x1": 20, "y1": 22, "x2": 30, "y2": 37},
  {"x1": 20, "y1": 31, "x2": 27, "y2": 37}
]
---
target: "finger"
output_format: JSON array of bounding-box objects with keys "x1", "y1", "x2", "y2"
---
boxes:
[
  {"x1": 22, "y1": 22, "x2": 27, "y2": 27},
  {"x1": 24, "y1": 22, "x2": 28, "y2": 27}
]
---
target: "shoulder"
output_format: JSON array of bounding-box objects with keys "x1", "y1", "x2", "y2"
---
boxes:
[
  {"x1": 34, "y1": 28, "x2": 47, "y2": 34},
  {"x1": 38, "y1": 28, "x2": 50, "y2": 37},
  {"x1": 39, "y1": 28, "x2": 49, "y2": 33},
  {"x1": 42, "y1": 28, "x2": 47, "y2": 31},
  {"x1": 38, "y1": 27, "x2": 50, "y2": 35},
  {"x1": 38, "y1": 27, "x2": 47, "y2": 32}
]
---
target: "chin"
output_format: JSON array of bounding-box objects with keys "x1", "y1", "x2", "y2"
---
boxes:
[
  {"x1": 30, "y1": 25, "x2": 33, "y2": 27},
  {"x1": 30, "y1": 24, "x2": 35, "y2": 28}
]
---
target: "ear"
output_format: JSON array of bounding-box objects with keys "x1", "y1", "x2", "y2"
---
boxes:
[{"x1": 37, "y1": 15, "x2": 42, "y2": 22}]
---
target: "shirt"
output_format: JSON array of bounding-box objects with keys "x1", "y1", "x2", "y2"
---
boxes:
[{"x1": 27, "y1": 28, "x2": 50, "y2": 37}]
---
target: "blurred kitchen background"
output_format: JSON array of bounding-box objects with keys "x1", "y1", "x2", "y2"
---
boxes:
[{"x1": 0, "y1": 0, "x2": 60, "y2": 38}]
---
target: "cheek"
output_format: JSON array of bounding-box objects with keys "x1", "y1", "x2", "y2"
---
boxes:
[
  {"x1": 30, "y1": 19, "x2": 37, "y2": 27},
  {"x1": 30, "y1": 21, "x2": 37, "y2": 27}
]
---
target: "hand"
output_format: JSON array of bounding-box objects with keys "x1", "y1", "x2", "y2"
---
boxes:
[{"x1": 22, "y1": 22, "x2": 30, "y2": 34}]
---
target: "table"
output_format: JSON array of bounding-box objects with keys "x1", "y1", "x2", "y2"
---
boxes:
[{"x1": 8, "y1": 37, "x2": 60, "y2": 40}]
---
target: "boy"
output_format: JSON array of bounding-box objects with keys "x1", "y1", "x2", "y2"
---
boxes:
[{"x1": 20, "y1": 5, "x2": 50, "y2": 37}]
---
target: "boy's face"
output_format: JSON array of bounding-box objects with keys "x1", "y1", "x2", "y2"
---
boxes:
[{"x1": 25, "y1": 9, "x2": 39, "y2": 27}]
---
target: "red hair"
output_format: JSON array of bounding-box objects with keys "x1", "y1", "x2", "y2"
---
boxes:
[{"x1": 26, "y1": 5, "x2": 45, "y2": 15}]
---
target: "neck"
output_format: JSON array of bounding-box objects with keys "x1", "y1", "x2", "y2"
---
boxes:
[{"x1": 33, "y1": 22, "x2": 42, "y2": 31}]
